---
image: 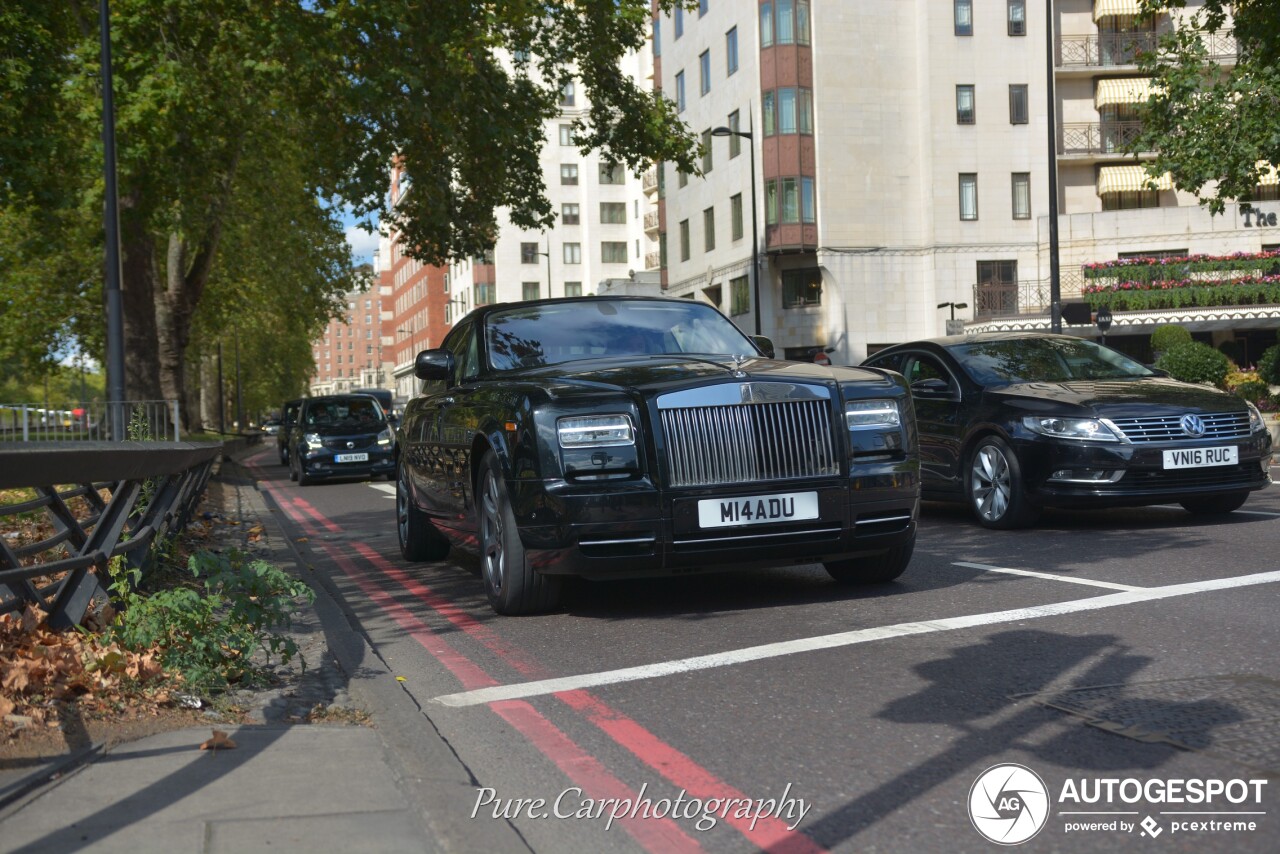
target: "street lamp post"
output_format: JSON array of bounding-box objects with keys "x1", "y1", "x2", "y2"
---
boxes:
[
  {"x1": 711, "y1": 125, "x2": 760, "y2": 335},
  {"x1": 99, "y1": 0, "x2": 126, "y2": 439},
  {"x1": 937, "y1": 301, "x2": 968, "y2": 321},
  {"x1": 536, "y1": 247, "x2": 552, "y2": 298}
]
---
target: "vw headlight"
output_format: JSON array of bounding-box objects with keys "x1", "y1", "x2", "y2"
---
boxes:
[
  {"x1": 1022, "y1": 416, "x2": 1120, "y2": 442},
  {"x1": 1247, "y1": 402, "x2": 1265, "y2": 434},
  {"x1": 303, "y1": 432, "x2": 324, "y2": 449},
  {"x1": 845, "y1": 399, "x2": 900, "y2": 429},
  {"x1": 557, "y1": 415, "x2": 634, "y2": 448},
  {"x1": 377, "y1": 427, "x2": 393, "y2": 446}
]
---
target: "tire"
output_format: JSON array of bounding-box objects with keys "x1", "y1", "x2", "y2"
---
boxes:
[
  {"x1": 477, "y1": 451, "x2": 561, "y2": 615},
  {"x1": 397, "y1": 460, "x2": 450, "y2": 561},
  {"x1": 824, "y1": 531, "x2": 916, "y2": 584},
  {"x1": 288, "y1": 453, "x2": 298, "y2": 481},
  {"x1": 966, "y1": 435, "x2": 1040, "y2": 529},
  {"x1": 294, "y1": 452, "x2": 313, "y2": 487},
  {"x1": 1180, "y1": 491, "x2": 1249, "y2": 515}
]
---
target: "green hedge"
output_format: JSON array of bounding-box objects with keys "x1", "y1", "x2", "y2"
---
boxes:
[
  {"x1": 1155, "y1": 341, "x2": 1231, "y2": 387},
  {"x1": 1082, "y1": 276, "x2": 1280, "y2": 311},
  {"x1": 1083, "y1": 250, "x2": 1280, "y2": 281}
]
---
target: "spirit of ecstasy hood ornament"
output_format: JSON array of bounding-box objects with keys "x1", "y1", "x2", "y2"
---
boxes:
[{"x1": 730, "y1": 354, "x2": 749, "y2": 377}]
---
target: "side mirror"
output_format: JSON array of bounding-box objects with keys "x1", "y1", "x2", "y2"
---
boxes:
[
  {"x1": 414, "y1": 349, "x2": 455, "y2": 381},
  {"x1": 750, "y1": 335, "x2": 775, "y2": 359}
]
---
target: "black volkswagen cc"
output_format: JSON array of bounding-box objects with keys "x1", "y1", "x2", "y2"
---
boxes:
[
  {"x1": 862, "y1": 333, "x2": 1273, "y2": 529},
  {"x1": 287, "y1": 394, "x2": 396, "y2": 486},
  {"x1": 395, "y1": 296, "x2": 921, "y2": 615}
]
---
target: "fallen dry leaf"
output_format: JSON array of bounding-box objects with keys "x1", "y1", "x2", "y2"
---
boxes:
[{"x1": 199, "y1": 729, "x2": 237, "y2": 751}]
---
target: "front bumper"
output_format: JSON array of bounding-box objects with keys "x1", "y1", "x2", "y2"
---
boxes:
[
  {"x1": 301, "y1": 449, "x2": 395, "y2": 480},
  {"x1": 1013, "y1": 431, "x2": 1272, "y2": 508},
  {"x1": 507, "y1": 462, "x2": 919, "y2": 579}
]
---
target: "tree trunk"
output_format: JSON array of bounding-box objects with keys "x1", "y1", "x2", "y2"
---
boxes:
[
  {"x1": 118, "y1": 205, "x2": 162, "y2": 401},
  {"x1": 198, "y1": 351, "x2": 219, "y2": 431}
]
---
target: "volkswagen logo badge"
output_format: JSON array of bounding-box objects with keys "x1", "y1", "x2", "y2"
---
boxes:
[
  {"x1": 1180, "y1": 413, "x2": 1206, "y2": 438},
  {"x1": 346, "y1": 441, "x2": 355, "y2": 449}
]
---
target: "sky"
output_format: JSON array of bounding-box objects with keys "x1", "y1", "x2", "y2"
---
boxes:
[{"x1": 343, "y1": 212, "x2": 381, "y2": 268}]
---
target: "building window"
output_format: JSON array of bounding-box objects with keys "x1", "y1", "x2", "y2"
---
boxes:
[
  {"x1": 782, "y1": 268, "x2": 822, "y2": 308},
  {"x1": 1012, "y1": 173, "x2": 1031, "y2": 219},
  {"x1": 727, "y1": 110, "x2": 741, "y2": 157},
  {"x1": 559, "y1": 124, "x2": 573, "y2": 146},
  {"x1": 797, "y1": 0, "x2": 810, "y2": 44},
  {"x1": 679, "y1": 219, "x2": 691, "y2": 261},
  {"x1": 1009, "y1": 85, "x2": 1029, "y2": 124},
  {"x1": 562, "y1": 203, "x2": 580, "y2": 224},
  {"x1": 560, "y1": 81, "x2": 575, "y2": 107},
  {"x1": 599, "y1": 163, "x2": 625, "y2": 184},
  {"x1": 521, "y1": 242, "x2": 538, "y2": 263},
  {"x1": 760, "y1": 2, "x2": 773, "y2": 48},
  {"x1": 678, "y1": 168, "x2": 689, "y2": 189},
  {"x1": 675, "y1": 71, "x2": 686, "y2": 112},
  {"x1": 777, "y1": 0, "x2": 795, "y2": 44},
  {"x1": 730, "y1": 275, "x2": 750, "y2": 316},
  {"x1": 959, "y1": 173, "x2": 979, "y2": 220},
  {"x1": 726, "y1": 27, "x2": 738, "y2": 75},
  {"x1": 475, "y1": 282, "x2": 494, "y2": 306},
  {"x1": 699, "y1": 50, "x2": 711, "y2": 96},
  {"x1": 600, "y1": 202, "x2": 626, "y2": 224},
  {"x1": 675, "y1": 5, "x2": 683, "y2": 38},
  {"x1": 976, "y1": 260, "x2": 1017, "y2": 316},
  {"x1": 653, "y1": 18, "x2": 660, "y2": 57},
  {"x1": 765, "y1": 179, "x2": 778, "y2": 225},
  {"x1": 560, "y1": 164, "x2": 579, "y2": 185},
  {"x1": 956, "y1": 85, "x2": 975, "y2": 124},
  {"x1": 763, "y1": 91, "x2": 776, "y2": 136},
  {"x1": 1102, "y1": 190, "x2": 1159, "y2": 211},
  {"x1": 802, "y1": 177, "x2": 815, "y2": 223},
  {"x1": 699, "y1": 0, "x2": 709, "y2": 17},
  {"x1": 602, "y1": 241, "x2": 627, "y2": 263},
  {"x1": 955, "y1": 0, "x2": 973, "y2": 36},
  {"x1": 564, "y1": 281, "x2": 583, "y2": 297},
  {"x1": 522, "y1": 282, "x2": 540, "y2": 301},
  {"x1": 702, "y1": 128, "x2": 713, "y2": 173},
  {"x1": 765, "y1": 88, "x2": 813, "y2": 135},
  {"x1": 704, "y1": 206, "x2": 716, "y2": 251},
  {"x1": 731, "y1": 193, "x2": 744, "y2": 240},
  {"x1": 563, "y1": 243, "x2": 582, "y2": 264},
  {"x1": 781, "y1": 178, "x2": 800, "y2": 223},
  {"x1": 1008, "y1": 0, "x2": 1026, "y2": 36}
]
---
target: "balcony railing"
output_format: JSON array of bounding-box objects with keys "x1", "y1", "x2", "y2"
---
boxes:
[
  {"x1": 644, "y1": 251, "x2": 662, "y2": 270},
  {"x1": 642, "y1": 168, "x2": 658, "y2": 193},
  {"x1": 643, "y1": 210, "x2": 661, "y2": 231},
  {"x1": 1058, "y1": 30, "x2": 1236, "y2": 69},
  {"x1": 973, "y1": 269, "x2": 1088, "y2": 320},
  {"x1": 1060, "y1": 121, "x2": 1146, "y2": 156}
]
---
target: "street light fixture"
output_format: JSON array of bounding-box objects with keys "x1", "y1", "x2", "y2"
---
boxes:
[
  {"x1": 535, "y1": 246, "x2": 552, "y2": 298},
  {"x1": 711, "y1": 124, "x2": 760, "y2": 335},
  {"x1": 937, "y1": 301, "x2": 969, "y2": 321}
]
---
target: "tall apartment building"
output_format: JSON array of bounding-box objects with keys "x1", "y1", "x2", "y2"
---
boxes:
[
  {"x1": 308, "y1": 284, "x2": 387, "y2": 396},
  {"x1": 655, "y1": 0, "x2": 1280, "y2": 363}
]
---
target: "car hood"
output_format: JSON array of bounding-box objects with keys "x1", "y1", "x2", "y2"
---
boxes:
[
  {"x1": 991, "y1": 377, "x2": 1246, "y2": 418},
  {"x1": 302, "y1": 422, "x2": 389, "y2": 437},
  {"x1": 510, "y1": 356, "x2": 895, "y2": 398}
]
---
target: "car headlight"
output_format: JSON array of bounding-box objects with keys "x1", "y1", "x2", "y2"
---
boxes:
[
  {"x1": 377, "y1": 427, "x2": 393, "y2": 445},
  {"x1": 1022, "y1": 416, "x2": 1121, "y2": 442},
  {"x1": 303, "y1": 432, "x2": 324, "y2": 449},
  {"x1": 845, "y1": 399, "x2": 900, "y2": 429},
  {"x1": 557, "y1": 415, "x2": 635, "y2": 448},
  {"x1": 1247, "y1": 402, "x2": 1266, "y2": 434}
]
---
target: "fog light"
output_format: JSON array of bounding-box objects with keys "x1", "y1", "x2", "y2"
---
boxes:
[{"x1": 1048, "y1": 469, "x2": 1122, "y2": 484}]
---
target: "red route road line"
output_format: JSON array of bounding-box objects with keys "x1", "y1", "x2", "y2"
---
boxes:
[{"x1": 248, "y1": 464, "x2": 701, "y2": 852}]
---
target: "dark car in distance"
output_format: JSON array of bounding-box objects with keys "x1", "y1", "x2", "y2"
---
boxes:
[
  {"x1": 395, "y1": 296, "x2": 921, "y2": 615},
  {"x1": 287, "y1": 394, "x2": 396, "y2": 486},
  {"x1": 862, "y1": 333, "x2": 1273, "y2": 528},
  {"x1": 277, "y1": 398, "x2": 302, "y2": 465}
]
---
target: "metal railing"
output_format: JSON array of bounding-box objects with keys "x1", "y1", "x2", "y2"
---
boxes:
[
  {"x1": 1060, "y1": 121, "x2": 1146, "y2": 156},
  {"x1": 0, "y1": 400, "x2": 180, "y2": 442},
  {"x1": 973, "y1": 269, "x2": 1088, "y2": 320},
  {"x1": 642, "y1": 168, "x2": 658, "y2": 193},
  {"x1": 0, "y1": 442, "x2": 221, "y2": 629},
  {"x1": 643, "y1": 210, "x2": 661, "y2": 231},
  {"x1": 1058, "y1": 30, "x2": 1237, "y2": 68}
]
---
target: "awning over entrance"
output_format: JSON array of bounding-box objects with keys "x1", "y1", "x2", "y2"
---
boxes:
[
  {"x1": 1095, "y1": 77, "x2": 1156, "y2": 108},
  {"x1": 1097, "y1": 165, "x2": 1173, "y2": 195},
  {"x1": 1093, "y1": 0, "x2": 1143, "y2": 21}
]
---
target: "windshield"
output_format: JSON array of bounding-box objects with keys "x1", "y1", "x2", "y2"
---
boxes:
[
  {"x1": 304, "y1": 397, "x2": 386, "y2": 428},
  {"x1": 950, "y1": 338, "x2": 1156, "y2": 386},
  {"x1": 485, "y1": 300, "x2": 757, "y2": 371}
]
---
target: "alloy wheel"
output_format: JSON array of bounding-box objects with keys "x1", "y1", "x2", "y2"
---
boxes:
[
  {"x1": 480, "y1": 470, "x2": 505, "y2": 595},
  {"x1": 971, "y1": 445, "x2": 1012, "y2": 522}
]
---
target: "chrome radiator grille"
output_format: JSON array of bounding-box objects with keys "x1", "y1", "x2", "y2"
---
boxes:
[
  {"x1": 661, "y1": 400, "x2": 839, "y2": 487},
  {"x1": 1109, "y1": 412, "x2": 1251, "y2": 443}
]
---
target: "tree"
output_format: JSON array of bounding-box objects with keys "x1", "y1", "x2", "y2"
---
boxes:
[{"x1": 1135, "y1": 1, "x2": 1280, "y2": 213}]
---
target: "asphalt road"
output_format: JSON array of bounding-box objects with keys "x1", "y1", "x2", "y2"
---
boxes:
[{"x1": 245, "y1": 449, "x2": 1280, "y2": 854}]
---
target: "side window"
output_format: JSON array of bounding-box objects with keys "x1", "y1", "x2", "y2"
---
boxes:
[
  {"x1": 905, "y1": 354, "x2": 955, "y2": 394},
  {"x1": 867, "y1": 353, "x2": 904, "y2": 374},
  {"x1": 447, "y1": 323, "x2": 479, "y2": 384}
]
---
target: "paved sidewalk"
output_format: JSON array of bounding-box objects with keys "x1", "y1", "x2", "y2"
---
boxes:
[{"x1": 0, "y1": 444, "x2": 520, "y2": 854}]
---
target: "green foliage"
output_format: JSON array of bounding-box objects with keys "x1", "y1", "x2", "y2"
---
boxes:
[
  {"x1": 1155, "y1": 341, "x2": 1232, "y2": 387},
  {"x1": 105, "y1": 550, "x2": 314, "y2": 697},
  {"x1": 1234, "y1": 379, "x2": 1271, "y2": 403},
  {"x1": 1150, "y1": 324, "x2": 1193, "y2": 354},
  {"x1": 1258, "y1": 344, "x2": 1280, "y2": 386},
  {"x1": 1134, "y1": 1, "x2": 1280, "y2": 214},
  {"x1": 1083, "y1": 278, "x2": 1280, "y2": 312}
]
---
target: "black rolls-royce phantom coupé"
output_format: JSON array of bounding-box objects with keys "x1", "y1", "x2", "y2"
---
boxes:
[{"x1": 395, "y1": 296, "x2": 920, "y2": 614}]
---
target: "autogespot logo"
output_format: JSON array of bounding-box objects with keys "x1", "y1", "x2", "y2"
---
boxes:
[{"x1": 969, "y1": 764, "x2": 1051, "y2": 845}]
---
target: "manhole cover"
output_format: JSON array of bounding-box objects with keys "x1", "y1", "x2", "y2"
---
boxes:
[{"x1": 1023, "y1": 675, "x2": 1280, "y2": 774}]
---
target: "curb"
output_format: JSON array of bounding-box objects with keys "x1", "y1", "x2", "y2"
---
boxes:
[{"x1": 0, "y1": 743, "x2": 103, "y2": 818}]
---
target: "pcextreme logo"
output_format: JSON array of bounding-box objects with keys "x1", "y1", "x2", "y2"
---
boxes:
[{"x1": 968, "y1": 764, "x2": 1051, "y2": 845}]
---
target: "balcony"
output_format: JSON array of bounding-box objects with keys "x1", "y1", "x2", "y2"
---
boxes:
[
  {"x1": 643, "y1": 210, "x2": 660, "y2": 233},
  {"x1": 1060, "y1": 121, "x2": 1147, "y2": 157},
  {"x1": 1058, "y1": 30, "x2": 1236, "y2": 69},
  {"x1": 973, "y1": 270, "x2": 1088, "y2": 320},
  {"x1": 642, "y1": 168, "x2": 658, "y2": 195},
  {"x1": 644, "y1": 251, "x2": 662, "y2": 270}
]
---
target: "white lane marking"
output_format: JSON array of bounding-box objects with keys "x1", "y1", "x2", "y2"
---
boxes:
[
  {"x1": 432, "y1": 570, "x2": 1280, "y2": 708},
  {"x1": 370, "y1": 483, "x2": 396, "y2": 494},
  {"x1": 1234, "y1": 509, "x2": 1280, "y2": 517},
  {"x1": 952, "y1": 561, "x2": 1143, "y2": 592}
]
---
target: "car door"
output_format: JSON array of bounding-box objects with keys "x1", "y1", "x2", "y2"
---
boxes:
[
  {"x1": 902, "y1": 351, "x2": 966, "y2": 494},
  {"x1": 417, "y1": 322, "x2": 482, "y2": 530}
]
